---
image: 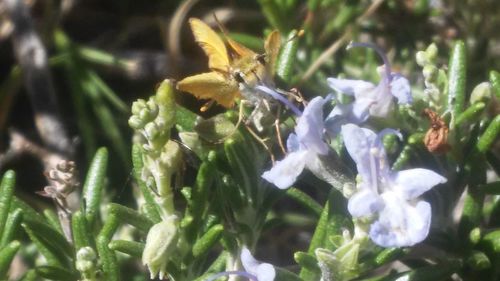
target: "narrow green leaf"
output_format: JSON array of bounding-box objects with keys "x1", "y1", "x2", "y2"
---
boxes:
[
  {"x1": 466, "y1": 251, "x2": 490, "y2": 270},
  {"x1": 286, "y1": 187, "x2": 322, "y2": 217},
  {"x1": 96, "y1": 217, "x2": 120, "y2": 281},
  {"x1": 11, "y1": 197, "x2": 44, "y2": 222},
  {"x1": 0, "y1": 170, "x2": 16, "y2": 239},
  {"x1": 479, "y1": 181, "x2": 500, "y2": 195},
  {"x1": 82, "y1": 147, "x2": 108, "y2": 227},
  {"x1": 87, "y1": 71, "x2": 128, "y2": 113},
  {"x1": 36, "y1": 265, "x2": 78, "y2": 281},
  {"x1": 459, "y1": 153, "x2": 486, "y2": 244},
  {"x1": 86, "y1": 80, "x2": 129, "y2": 164},
  {"x1": 300, "y1": 204, "x2": 328, "y2": 280},
  {"x1": 482, "y1": 230, "x2": 500, "y2": 253},
  {"x1": 447, "y1": 41, "x2": 467, "y2": 127},
  {"x1": 108, "y1": 203, "x2": 154, "y2": 233},
  {"x1": 22, "y1": 218, "x2": 73, "y2": 267},
  {"x1": 276, "y1": 30, "x2": 300, "y2": 83},
  {"x1": 275, "y1": 267, "x2": 303, "y2": 281},
  {"x1": 295, "y1": 251, "x2": 320, "y2": 274},
  {"x1": 191, "y1": 162, "x2": 215, "y2": 222},
  {"x1": 192, "y1": 251, "x2": 228, "y2": 281},
  {"x1": 192, "y1": 224, "x2": 224, "y2": 258},
  {"x1": 22, "y1": 223, "x2": 67, "y2": 267},
  {"x1": 455, "y1": 102, "x2": 486, "y2": 126},
  {"x1": 477, "y1": 115, "x2": 500, "y2": 153},
  {"x1": 0, "y1": 208, "x2": 22, "y2": 247},
  {"x1": 257, "y1": 0, "x2": 288, "y2": 31},
  {"x1": 489, "y1": 70, "x2": 500, "y2": 99},
  {"x1": 374, "y1": 248, "x2": 407, "y2": 265},
  {"x1": 71, "y1": 210, "x2": 94, "y2": 251},
  {"x1": 0, "y1": 240, "x2": 20, "y2": 278},
  {"x1": 19, "y1": 269, "x2": 37, "y2": 281},
  {"x1": 43, "y1": 209, "x2": 64, "y2": 235},
  {"x1": 391, "y1": 263, "x2": 459, "y2": 281},
  {"x1": 109, "y1": 240, "x2": 144, "y2": 258},
  {"x1": 131, "y1": 144, "x2": 161, "y2": 223}
]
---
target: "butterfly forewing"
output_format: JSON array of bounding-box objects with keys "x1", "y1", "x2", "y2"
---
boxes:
[
  {"x1": 177, "y1": 72, "x2": 240, "y2": 108},
  {"x1": 188, "y1": 18, "x2": 230, "y2": 73}
]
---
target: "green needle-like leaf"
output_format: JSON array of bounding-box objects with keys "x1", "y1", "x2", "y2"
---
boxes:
[
  {"x1": 0, "y1": 170, "x2": 16, "y2": 240},
  {"x1": 82, "y1": 147, "x2": 108, "y2": 227}
]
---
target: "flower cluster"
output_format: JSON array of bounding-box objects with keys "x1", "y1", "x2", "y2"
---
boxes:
[{"x1": 262, "y1": 43, "x2": 446, "y2": 248}]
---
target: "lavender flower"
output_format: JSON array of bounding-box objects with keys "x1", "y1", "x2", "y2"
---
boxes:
[
  {"x1": 262, "y1": 96, "x2": 330, "y2": 189},
  {"x1": 326, "y1": 43, "x2": 412, "y2": 134},
  {"x1": 341, "y1": 124, "x2": 446, "y2": 247},
  {"x1": 206, "y1": 247, "x2": 275, "y2": 281}
]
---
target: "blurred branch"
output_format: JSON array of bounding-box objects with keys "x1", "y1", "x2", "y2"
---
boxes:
[{"x1": 4, "y1": 0, "x2": 72, "y2": 155}]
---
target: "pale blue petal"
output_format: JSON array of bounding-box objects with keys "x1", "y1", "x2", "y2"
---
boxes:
[
  {"x1": 370, "y1": 192, "x2": 432, "y2": 247},
  {"x1": 286, "y1": 133, "x2": 300, "y2": 152},
  {"x1": 348, "y1": 189, "x2": 384, "y2": 218},
  {"x1": 341, "y1": 124, "x2": 377, "y2": 186},
  {"x1": 390, "y1": 74, "x2": 412, "y2": 104},
  {"x1": 407, "y1": 201, "x2": 432, "y2": 245},
  {"x1": 327, "y1": 77, "x2": 374, "y2": 96},
  {"x1": 241, "y1": 247, "x2": 276, "y2": 281},
  {"x1": 262, "y1": 151, "x2": 308, "y2": 189},
  {"x1": 391, "y1": 168, "x2": 447, "y2": 200},
  {"x1": 295, "y1": 96, "x2": 329, "y2": 155},
  {"x1": 367, "y1": 84, "x2": 394, "y2": 118},
  {"x1": 325, "y1": 100, "x2": 371, "y2": 135}
]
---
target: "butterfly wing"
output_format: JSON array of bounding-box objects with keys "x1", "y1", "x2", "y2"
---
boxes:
[
  {"x1": 264, "y1": 30, "x2": 281, "y2": 76},
  {"x1": 189, "y1": 18, "x2": 230, "y2": 72},
  {"x1": 177, "y1": 72, "x2": 240, "y2": 108}
]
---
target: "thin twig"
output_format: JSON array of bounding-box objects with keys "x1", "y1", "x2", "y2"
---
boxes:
[{"x1": 4, "y1": 0, "x2": 73, "y2": 155}]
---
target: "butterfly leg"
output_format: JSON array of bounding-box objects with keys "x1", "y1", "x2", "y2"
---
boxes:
[{"x1": 244, "y1": 124, "x2": 275, "y2": 164}]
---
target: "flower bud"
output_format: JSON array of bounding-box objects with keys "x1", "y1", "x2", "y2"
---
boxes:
[
  {"x1": 470, "y1": 82, "x2": 492, "y2": 104},
  {"x1": 142, "y1": 216, "x2": 179, "y2": 280}
]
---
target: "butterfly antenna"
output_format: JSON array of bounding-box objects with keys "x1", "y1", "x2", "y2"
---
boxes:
[{"x1": 213, "y1": 13, "x2": 230, "y2": 35}]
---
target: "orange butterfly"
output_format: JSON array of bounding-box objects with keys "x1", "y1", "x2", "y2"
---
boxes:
[{"x1": 177, "y1": 18, "x2": 281, "y2": 111}]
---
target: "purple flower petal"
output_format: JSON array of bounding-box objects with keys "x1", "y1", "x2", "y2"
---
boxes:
[
  {"x1": 369, "y1": 192, "x2": 432, "y2": 247},
  {"x1": 295, "y1": 96, "x2": 329, "y2": 155},
  {"x1": 286, "y1": 133, "x2": 300, "y2": 152},
  {"x1": 341, "y1": 124, "x2": 377, "y2": 187},
  {"x1": 348, "y1": 189, "x2": 384, "y2": 218},
  {"x1": 390, "y1": 74, "x2": 412, "y2": 104},
  {"x1": 391, "y1": 168, "x2": 447, "y2": 200},
  {"x1": 262, "y1": 151, "x2": 308, "y2": 189},
  {"x1": 241, "y1": 247, "x2": 276, "y2": 281},
  {"x1": 327, "y1": 78, "x2": 374, "y2": 96}
]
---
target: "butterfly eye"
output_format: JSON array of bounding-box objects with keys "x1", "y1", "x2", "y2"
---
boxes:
[
  {"x1": 234, "y1": 71, "x2": 246, "y2": 83},
  {"x1": 255, "y1": 54, "x2": 267, "y2": 65}
]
